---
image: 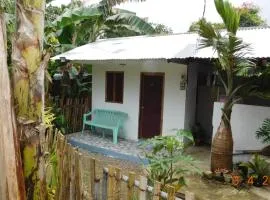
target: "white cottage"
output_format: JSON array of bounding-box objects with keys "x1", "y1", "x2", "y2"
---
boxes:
[{"x1": 53, "y1": 27, "x2": 270, "y2": 152}]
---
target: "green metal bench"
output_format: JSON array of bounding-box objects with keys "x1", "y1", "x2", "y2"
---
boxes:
[{"x1": 82, "y1": 109, "x2": 128, "y2": 144}]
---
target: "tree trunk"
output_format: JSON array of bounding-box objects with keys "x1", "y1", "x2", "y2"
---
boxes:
[
  {"x1": 0, "y1": 13, "x2": 26, "y2": 200},
  {"x1": 12, "y1": 0, "x2": 48, "y2": 199},
  {"x1": 211, "y1": 100, "x2": 233, "y2": 171}
]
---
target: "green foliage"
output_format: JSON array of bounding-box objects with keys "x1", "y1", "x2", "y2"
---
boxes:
[
  {"x1": 45, "y1": 0, "x2": 155, "y2": 55},
  {"x1": 140, "y1": 130, "x2": 200, "y2": 190},
  {"x1": 256, "y1": 119, "x2": 270, "y2": 144},
  {"x1": 52, "y1": 106, "x2": 69, "y2": 134},
  {"x1": 189, "y1": 1, "x2": 266, "y2": 32},
  {"x1": 57, "y1": 63, "x2": 92, "y2": 98},
  {"x1": 240, "y1": 154, "x2": 270, "y2": 183},
  {"x1": 198, "y1": 0, "x2": 257, "y2": 126},
  {"x1": 237, "y1": 2, "x2": 266, "y2": 27},
  {"x1": 43, "y1": 107, "x2": 56, "y2": 128},
  {"x1": 151, "y1": 23, "x2": 173, "y2": 34},
  {"x1": 189, "y1": 21, "x2": 224, "y2": 32}
]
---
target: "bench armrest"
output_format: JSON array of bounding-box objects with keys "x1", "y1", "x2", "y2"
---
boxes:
[{"x1": 83, "y1": 111, "x2": 92, "y2": 121}]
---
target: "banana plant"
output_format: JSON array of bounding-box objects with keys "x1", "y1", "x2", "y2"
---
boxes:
[{"x1": 47, "y1": 0, "x2": 155, "y2": 54}]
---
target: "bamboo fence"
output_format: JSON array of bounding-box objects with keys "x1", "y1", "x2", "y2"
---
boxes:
[
  {"x1": 50, "y1": 131, "x2": 195, "y2": 200},
  {"x1": 59, "y1": 97, "x2": 91, "y2": 133}
]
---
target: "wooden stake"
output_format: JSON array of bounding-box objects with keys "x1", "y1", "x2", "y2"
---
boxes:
[
  {"x1": 152, "y1": 181, "x2": 161, "y2": 200},
  {"x1": 139, "y1": 176, "x2": 147, "y2": 200},
  {"x1": 114, "y1": 168, "x2": 121, "y2": 200},
  {"x1": 94, "y1": 159, "x2": 102, "y2": 200},
  {"x1": 107, "y1": 166, "x2": 115, "y2": 200},
  {"x1": 128, "y1": 172, "x2": 136, "y2": 200}
]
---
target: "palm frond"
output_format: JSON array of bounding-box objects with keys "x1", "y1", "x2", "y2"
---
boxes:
[
  {"x1": 256, "y1": 119, "x2": 270, "y2": 144},
  {"x1": 214, "y1": 0, "x2": 240, "y2": 34},
  {"x1": 105, "y1": 0, "x2": 145, "y2": 7},
  {"x1": 198, "y1": 19, "x2": 220, "y2": 49},
  {"x1": 105, "y1": 13, "x2": 155, "y2": 34}
]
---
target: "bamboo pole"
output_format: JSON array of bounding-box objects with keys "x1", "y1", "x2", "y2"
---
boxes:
[
  {"x1": 85, "y1": 157, "x2": 95, "y2": 199},
  {"x1": 114, "y1": 168, "x2": 121, "y2": 200},
  {"x1": 75, "y1": 150, "x2": 82, "y2": 200},
  {"x1": 139, "y1": 176, "x2": 147, "y2": 200},
  {"x1": 102, "y1": 170, "x2": 108, "y2": 200},
  {"x1": 69, "y1": 147, "x2": 76, "y2": 200},
  {"x1": 107, "y1": 166, "x2": 115, "y2": 200},
  {"x1": 128, "y1": 172, "x2": 136, "y2": 200},
  {"x1": 152, "y1": 181, "x2": 161, "y2": 200},
  {"x1": 94, "y1": 160, "x2": 102, "y2": 200}
]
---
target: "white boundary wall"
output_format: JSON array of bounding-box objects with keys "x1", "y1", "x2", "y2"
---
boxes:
[{"x1": 212, "y1": 102, "x2": 270, "y2": 152}]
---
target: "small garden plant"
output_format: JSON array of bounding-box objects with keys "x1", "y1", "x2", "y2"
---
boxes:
[
  {"x1": 240, "y1": 154, "x2": 270, "y2": 187},
  {"x1": 140, "y1": 130, "x2": 200, "y2": 191}
]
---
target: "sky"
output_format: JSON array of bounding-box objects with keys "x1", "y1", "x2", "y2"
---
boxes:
[{"x1": 51, "y1": 0, "x2": 270, "y2": 33}]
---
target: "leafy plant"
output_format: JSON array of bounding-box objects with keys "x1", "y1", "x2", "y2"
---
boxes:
[
  {"x1": 140, "y1": 130, "x2": 200, "y2": 191},
  {"x1": 45, "y1": 0, "x2": 155, "y2": 55},
  {"x1": 240, "y1": 154, "x2": 270, "y2": 186},
  {"x1": 256, "y1": 118, "x2": 270, "y2": 144},
  {"x1": 43, "y1": 107, "x2": 56, "y2": 128},
  {"x1": 52, "y1": 106, "x2": 69, "y2": 134}
]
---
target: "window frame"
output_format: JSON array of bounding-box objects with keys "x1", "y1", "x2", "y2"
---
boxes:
[{"x1": 105, "y1": 71, "x2": 124, "y2": 104}]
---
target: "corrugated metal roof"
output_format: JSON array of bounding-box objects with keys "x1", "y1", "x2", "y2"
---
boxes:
[{"x1": 52, "y1": 27, "x2": 270, "y2": 61}]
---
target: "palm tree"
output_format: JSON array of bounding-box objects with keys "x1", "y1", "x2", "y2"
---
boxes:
[{"x1": 198, "y1": 0, "x2": 254, "y2": 171}]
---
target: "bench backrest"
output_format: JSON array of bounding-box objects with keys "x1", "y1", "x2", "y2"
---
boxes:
[{"x1": 92, "y1": 109, "x2": 128, "y2": 127}]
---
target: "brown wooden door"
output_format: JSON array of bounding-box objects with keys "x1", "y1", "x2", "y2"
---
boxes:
[{"x1": 139, "y1": 73, "x2": 164, "y2": 139}]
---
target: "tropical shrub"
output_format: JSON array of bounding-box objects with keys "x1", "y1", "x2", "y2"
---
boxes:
[
  {"x1": 256, "y1": 118, "x2": 270, "y2": 144},
  {"x1": 140, "y1": 130, "x2": 200, "y2": 191},
  {"x1": 240, "y1": 154, "x2": 270, "y2": 187}
]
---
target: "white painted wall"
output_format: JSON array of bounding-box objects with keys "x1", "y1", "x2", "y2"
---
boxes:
[
  {"x1": 212, "y1": 102, "x2": 270, "y2": 152},
  {"x1": 92, "y1": 60, "x2": 187, "y2": 140}
]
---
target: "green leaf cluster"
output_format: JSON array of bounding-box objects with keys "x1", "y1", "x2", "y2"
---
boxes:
[
  {"x1": 197, "y1": 0, "x2": 259, "y2": 126},
  {"x1": 45, "y1": 0, "x2": 155, "y2": 55},
  {"x1": 240, "y1": 154, "x2": 270, "y2": 179},
  {"x1": 140, "y1": 130, "x2": 200, "y2": 190},
  {"x1": 189, "y1": 1, "x2": 266, "y2": 32},
  {"x1": 256, "y1": 119, "x2": 270, "y2": 144}
]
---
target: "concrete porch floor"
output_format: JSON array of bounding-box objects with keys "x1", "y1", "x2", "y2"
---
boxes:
[{"x1": 67, "y1": 131, "x2": 147, "y2": 163}]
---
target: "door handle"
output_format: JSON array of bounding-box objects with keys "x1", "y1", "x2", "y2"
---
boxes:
[{"x1": 141, "y1": 106, "x2": 144, "y2": 109}]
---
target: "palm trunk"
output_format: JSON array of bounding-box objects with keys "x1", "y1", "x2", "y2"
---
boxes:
[
  {"x1": 0, "y1": 13, "x2": 26, "y2": 200},
  {"x1": 211, "y1": 98, "x2": 233, "y2": 171},
  {"x1": 12, "y1": 0, "x2": 48, "y2": 199}
]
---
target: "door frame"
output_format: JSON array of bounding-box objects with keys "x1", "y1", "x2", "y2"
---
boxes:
[{"x1": 138, "y1": 72, "x2": 165, "y2": 139}]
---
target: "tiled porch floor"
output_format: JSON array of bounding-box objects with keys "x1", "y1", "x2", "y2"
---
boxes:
[{"x1": 67, "y1": 131, "x2": 146, "y2": 163}]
